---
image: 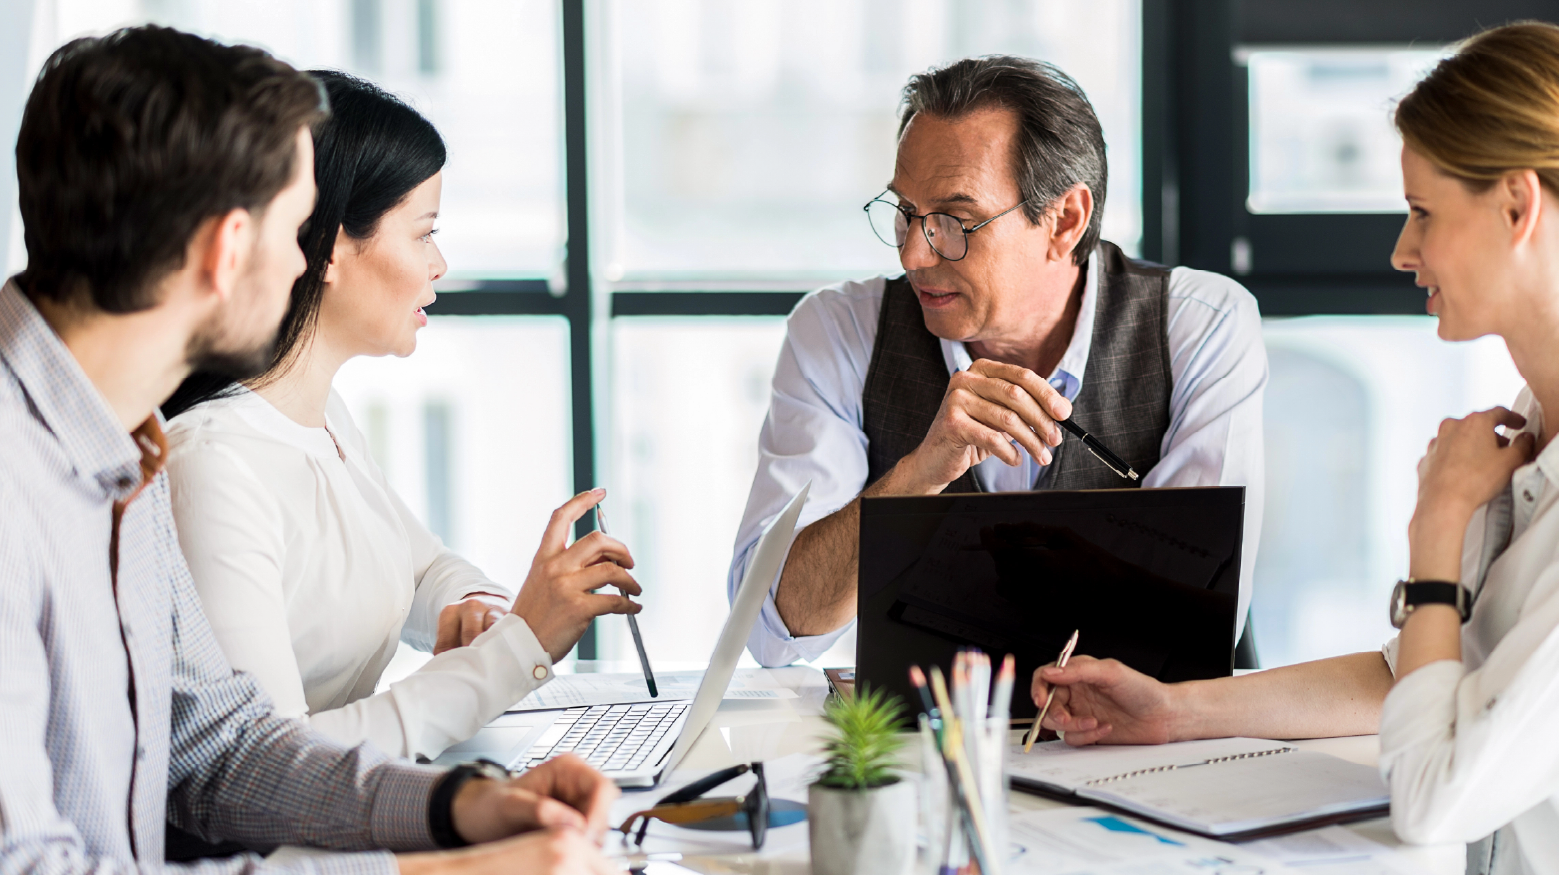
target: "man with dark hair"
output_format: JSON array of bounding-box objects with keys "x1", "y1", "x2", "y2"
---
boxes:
[
  {"x1": 0, "y1": 26, "x2": 619, "y2": 874},
  {"x1": 729, "y1": 56, "x2": 1268, "y2": 667}
]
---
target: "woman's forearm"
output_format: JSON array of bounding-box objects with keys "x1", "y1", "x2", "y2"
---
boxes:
[{"x1": 1172, "y1": 651, "x2": 1394, "y2": 741}]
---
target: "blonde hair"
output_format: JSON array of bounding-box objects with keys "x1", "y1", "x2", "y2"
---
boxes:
[{"x1": 1396, "y1": 21, "x2": 1559, "y2": 194}]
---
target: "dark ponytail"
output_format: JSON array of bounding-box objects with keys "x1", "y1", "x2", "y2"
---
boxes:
[{"x1": 162, "y1": 70, "x2": 446, "y2": 420}]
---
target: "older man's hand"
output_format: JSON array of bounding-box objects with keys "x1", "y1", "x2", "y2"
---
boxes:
[{"x1": 895, "y1": 358, "x2": 1073, "y2": 493}]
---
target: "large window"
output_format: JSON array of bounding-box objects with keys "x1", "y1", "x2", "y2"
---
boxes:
[
  {"x1": 8, "y1": 0, "x2": 1527, "y2": 679},
  {"x1": 1244, "y1": 47, "x2": 1445, "y2": 215},
  {"x1": 17, "y1": 0, "x2": 563, "y2": 277},
  {"x1": 595, "y1": 0, "x2": 1143, "y2": 282},
  {"x1": 1255, "y1": 320, "x2": 1521, "y2": 667}
]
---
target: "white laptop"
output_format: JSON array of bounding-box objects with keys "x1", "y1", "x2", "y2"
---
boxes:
[{"x1": 433, "y1": 482, "x2": 810, "y2": 787}]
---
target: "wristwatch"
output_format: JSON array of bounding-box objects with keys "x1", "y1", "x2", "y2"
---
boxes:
[
  {"x1": 428, "y1": 759, "x2": 513, "y2": 848},
  {"x1": 1389, "y1": 579, "x2": 1471, "y2": 629}
]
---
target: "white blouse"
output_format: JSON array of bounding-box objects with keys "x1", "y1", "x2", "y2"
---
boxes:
[
  {"x1": 165, "y1": 387, "x2": 552, "y2": 761},
  {"x1": 1380, "y1": 386, "x2": 1559, "y2": 875}
]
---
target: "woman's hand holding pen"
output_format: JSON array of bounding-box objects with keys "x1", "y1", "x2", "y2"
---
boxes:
[
  {"x1": 892, "y1": 358, "x2": 1073, "y2": 494},
  {"x1": 511, "y1": 488, "x2": 643, "y2": 663},
  {"x1": 1029, "y1": 655, "x2": 1180, "y2": 746}
]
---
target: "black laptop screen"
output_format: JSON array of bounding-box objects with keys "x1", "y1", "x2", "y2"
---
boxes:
[{"x1": 856, "y1": 487, "x2": 1244, "y2": 722}]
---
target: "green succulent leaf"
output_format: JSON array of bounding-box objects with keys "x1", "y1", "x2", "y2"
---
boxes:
[{"x1": 816, "y1": 685, "x2": 907, "y2": 790}]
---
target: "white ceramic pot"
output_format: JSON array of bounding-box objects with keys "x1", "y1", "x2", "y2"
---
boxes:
[{"x1": 808, "y1": 778, "x2": 918, "y2": 875}]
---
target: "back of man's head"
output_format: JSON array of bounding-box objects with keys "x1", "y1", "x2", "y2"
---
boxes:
[
  {"x1": 16, "y1": 26, "x2": 327, "y2": 313},
  {"x1": 900, "y1": 55, "x2": 1108, "y2": 265}
]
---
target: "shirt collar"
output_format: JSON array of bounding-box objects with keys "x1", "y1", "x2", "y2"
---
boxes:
[
  {"x1": 939, "y1": 247, "x2": 1098, "y2": 402},
  {"x1": 0, "y1": 278, "x2": 147, "y2": 498},
  {"x1": 1521, "y1": 399, "x2": 1559, "y2": 486}
]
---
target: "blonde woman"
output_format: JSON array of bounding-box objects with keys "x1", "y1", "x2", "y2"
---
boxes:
[{"x1": 1025, "y1": 23, "x2": 1559, "y2": 871}]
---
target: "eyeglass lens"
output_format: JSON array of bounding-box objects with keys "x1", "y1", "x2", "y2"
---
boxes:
[{"x1": 865, "y1": 199, "x2": 968, "y2": 260}]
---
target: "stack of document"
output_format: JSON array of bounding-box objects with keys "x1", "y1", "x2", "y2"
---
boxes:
[{"x1": 1007, "y1": 737, "x2": 1389, "y2": 839}]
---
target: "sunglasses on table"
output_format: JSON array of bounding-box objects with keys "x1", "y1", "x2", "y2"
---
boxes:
[{"x1": 618, "y1": 762, "x2": 769, "y2": 851}]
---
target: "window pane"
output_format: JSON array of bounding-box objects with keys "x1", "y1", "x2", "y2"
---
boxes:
[
  {"x1": 597, "y1": 0, "x2": 1142, "y2": 280},
  {"x1": 30, "y1": 0, "x2": 562, "y2": 277},
  {"x1": 1245, "y1": 47, "x2": 1445, "y2": 214},
  {"x1": 1255, "y1": 317, "x2": 1522, "y2": 667},
  {"x1": 333, "y1": 316, "x2": 573, "y2": 583},
  {"x1": 604, "y1": 318, "x2": 791, "y2": 667}
]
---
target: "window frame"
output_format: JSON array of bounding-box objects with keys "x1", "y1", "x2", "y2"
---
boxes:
[{"x1": 441, "y1": 0, "x2": 1537, "y2": 656}]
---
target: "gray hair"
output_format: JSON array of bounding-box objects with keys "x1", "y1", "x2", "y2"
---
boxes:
[{"x1": 899, "y1": 55, "x2": 1107, "y2": 265}]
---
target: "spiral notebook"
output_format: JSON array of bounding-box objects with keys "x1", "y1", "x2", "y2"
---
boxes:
[{"x1": 1007, "y1": 737, "x2": 1390, "y2": 840}]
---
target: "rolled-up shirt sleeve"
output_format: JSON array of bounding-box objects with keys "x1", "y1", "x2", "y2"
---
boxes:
[
  {"x1": 1379, "y1": 579, "x2": 1559, "y2": 845},
  {"x1": 728, "y1": 280, "x2": 883, "y2": 667}
]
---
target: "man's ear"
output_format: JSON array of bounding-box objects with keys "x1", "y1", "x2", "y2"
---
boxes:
[
  {"x1": 1047, "y1": 184, "x2": 1094, "y2": 263},
  {"x1": 197, "y1": 207, "x2": 255, "y2": 304}
]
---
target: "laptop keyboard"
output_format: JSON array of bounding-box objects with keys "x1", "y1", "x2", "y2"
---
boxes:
[{"x1": 520, "y1": 701, "x2": 690, "y2": 773}]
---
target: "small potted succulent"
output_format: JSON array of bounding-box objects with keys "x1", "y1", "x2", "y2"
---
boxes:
[{"x1": 808, "y1": 686, "x2": 917, "y2": 875}]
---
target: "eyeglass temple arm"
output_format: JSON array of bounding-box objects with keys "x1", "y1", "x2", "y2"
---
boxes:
[
  {"x1": 619, "y1": 798, "x2": 748, "y2": 843},
  {"x1": 656, "y1": 763, "x2": 750, "y2": 806}
]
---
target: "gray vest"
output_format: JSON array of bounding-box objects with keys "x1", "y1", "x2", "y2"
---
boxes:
[{"x1": 861, "y1": 241, "x2": 1173, "y2": 493}]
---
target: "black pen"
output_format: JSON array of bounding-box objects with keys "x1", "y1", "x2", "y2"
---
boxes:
[
  {"x1": 1054, "y1": 417, "x2": 1139, "y2": 481},
  {"x1": 596, "y1": 504, "x2": 658, "y2": 697}
]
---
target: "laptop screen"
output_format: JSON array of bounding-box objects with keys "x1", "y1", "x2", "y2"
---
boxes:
[{"x1": 856, "y1": 487, "x2": 1244, "y2": 722}]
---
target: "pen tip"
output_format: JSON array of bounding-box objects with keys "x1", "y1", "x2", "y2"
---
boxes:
[{"x1": 1128, "y1": 470, "x2": 1139, "y2": 481}]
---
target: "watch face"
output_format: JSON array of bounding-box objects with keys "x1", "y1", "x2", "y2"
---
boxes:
[{"x1": 1390, "y1": 581, "x2": 1408, "y2": 629}]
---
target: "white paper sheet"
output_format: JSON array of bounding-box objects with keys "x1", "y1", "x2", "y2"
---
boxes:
[
  {"x1": 1005, "y1": 810, "x2": 1416, "y2": 875},
  {"x1": 1005, "y1": 808, "x2": 1271, "y2": 874}
]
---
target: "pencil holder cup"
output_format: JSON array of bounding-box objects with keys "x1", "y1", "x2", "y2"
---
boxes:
[
  {"x1": 976, "y1": 717, "x2": 1010, "y2": 864},
  {"x1": 916, "y1": 722, "x2": 951, "y2": 872}
]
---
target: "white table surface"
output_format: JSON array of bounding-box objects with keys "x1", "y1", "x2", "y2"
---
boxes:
[{"x1": 561, "y1": 661, "x2": 1463, "y2": 875}]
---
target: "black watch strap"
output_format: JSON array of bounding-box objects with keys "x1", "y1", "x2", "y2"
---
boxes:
[
  {"x1": 428, "y1": 764, "x2": 483, "y2": 848},
  {"x1": 1405, "y1": 580, "x2": 1470, "y2": 620}
]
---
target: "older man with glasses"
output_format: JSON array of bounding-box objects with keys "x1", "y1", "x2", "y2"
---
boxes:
[{"x1": 728, "y1": 56, "x2": 1269, "y2": 668}]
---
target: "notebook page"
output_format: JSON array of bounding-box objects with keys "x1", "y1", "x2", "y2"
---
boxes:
[
  {"x1": 1007, "y1": 737, "x2": 1291, "y2": 792},
  {"x1": 1079, "y1": 750, "x2": 1389, "y2": 836}
]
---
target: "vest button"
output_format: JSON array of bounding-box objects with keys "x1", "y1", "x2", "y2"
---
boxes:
[{"x1": 1524, "y1": 489, "x2": 1535, "y2": 502}]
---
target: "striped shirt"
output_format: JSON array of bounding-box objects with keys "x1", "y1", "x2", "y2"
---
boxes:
[{"x1": 0, "y1": 279, "x2": 441, "y2": 873}]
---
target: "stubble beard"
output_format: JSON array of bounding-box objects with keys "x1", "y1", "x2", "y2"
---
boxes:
[{"x1": 184, "y1": 265, "x2": 285, "y2": 380}]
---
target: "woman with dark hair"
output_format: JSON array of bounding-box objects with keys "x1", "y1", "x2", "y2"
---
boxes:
[{"x1": 163, "y1": 72, "x2": 641, "y2": 761}]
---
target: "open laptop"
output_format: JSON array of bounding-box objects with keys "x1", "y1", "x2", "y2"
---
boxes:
[
  {"x1": 434, "y1": 482, "x2": 811, "y2": 787},
  {"x1": 854, "y1": 486, "x2": 1244, "y2": 724}
]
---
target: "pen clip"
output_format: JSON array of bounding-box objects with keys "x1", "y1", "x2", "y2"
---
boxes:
[{"x1": 1085, "y1": 444, "x2": 1131, "y2": 479}]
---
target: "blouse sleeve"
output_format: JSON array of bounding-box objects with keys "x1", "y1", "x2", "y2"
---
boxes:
[
  {"x1": 166, "y1": 435, "x2": 314, "y2": 719},
  {"x1": 303, "y1": 614, "x2": 554, "y2": 759},
  {"x1": 1378, "y1": 569, "x2": 1559, "y2": 844}
]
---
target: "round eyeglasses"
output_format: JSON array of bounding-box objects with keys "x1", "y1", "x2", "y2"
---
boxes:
[{"x1": 863, "y1": 192, "x2": 1029, "y2": 261}]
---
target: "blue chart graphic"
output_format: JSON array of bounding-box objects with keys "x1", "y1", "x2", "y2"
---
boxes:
[{"x1": 1084, "y1": 815, "x2": 1186, "y2": 846}]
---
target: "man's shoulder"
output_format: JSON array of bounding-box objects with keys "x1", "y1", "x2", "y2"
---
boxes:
[
  {"x1": 781, "y1": 274, "x2": 896, "y2": 361},
  {"x1": 789, "y1": 274, "x2": 891, "y2": 326},
  {"x1": 1165, "y1": 265, "x2": 1260, "y2": 320}
]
